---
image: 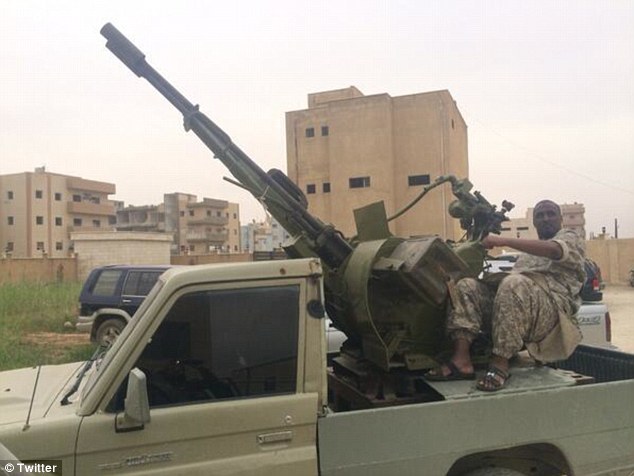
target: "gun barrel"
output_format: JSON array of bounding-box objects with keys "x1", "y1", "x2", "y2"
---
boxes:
[{"x1": 101, "y1": 23, "x2": 353, "y2": 269}]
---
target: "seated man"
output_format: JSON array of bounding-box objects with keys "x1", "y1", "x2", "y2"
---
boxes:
[{"x1": 426, "y1": 200, "x2": 586, "y2": 391}]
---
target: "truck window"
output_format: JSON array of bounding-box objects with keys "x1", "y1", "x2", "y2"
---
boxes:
[
  {"x1": 123, "y1": 271, "x2": 162, "y2": 296},
  {"x1": 119, "y1": 284, "x2": 300, "y2": 408},
  {"x1": 91, "y1": 270, "x2": 123, "y2": 296}
]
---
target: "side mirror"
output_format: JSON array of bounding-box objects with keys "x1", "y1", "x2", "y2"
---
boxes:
[{"x1": 115, "y1": 368, "x2": 150, "y2": 432}]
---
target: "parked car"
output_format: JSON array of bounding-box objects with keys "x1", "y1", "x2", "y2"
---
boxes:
[
  {"x1": 75, "y1": 265, "x2": 171, "y2": 346},
  {"x1": 581, "y1": 259, "x2": 603, "y2": 301}
]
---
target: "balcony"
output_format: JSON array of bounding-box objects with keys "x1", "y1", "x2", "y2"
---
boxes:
[
  {"x1": 186, "y1": 231, "x2": 228, "y2": 243},
  {"x1": 67, "y1": 225, "x2": 116, "y2": 233},
  {"x1": 67, "y1": 201, "x2": 116, "y2": 216},
  {"x1": 187, "y1": 198, "x2": 227, "y2": 209},
  {"x1": 66, "y1": 177, "x2": 116, "y2": 195},
  {"x1": 187, "y1": 216, "x2": 228, "y2": 226}
]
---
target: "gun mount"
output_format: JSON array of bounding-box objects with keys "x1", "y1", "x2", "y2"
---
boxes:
[{"x1": 101, "y1": 24, "x2": 513, "y2": 378}]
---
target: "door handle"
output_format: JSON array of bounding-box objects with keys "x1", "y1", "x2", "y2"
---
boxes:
[
  {"x1": 257, "y1": 431, "x2": 293, "y2": 445},
  {"x1": 122, "y1": 299, "x2": 132, "y2": 303}
]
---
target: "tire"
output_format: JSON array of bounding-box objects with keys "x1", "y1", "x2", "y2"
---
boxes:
[
  {"x1": 462, "y1": 469, "x2": 526, "y2": 476},
  {"x1": 95, "y1": 318, "x2": 126, "y2": 347}
]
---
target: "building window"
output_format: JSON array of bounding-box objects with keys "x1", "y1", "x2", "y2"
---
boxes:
[
  {"x1": 36, "y1": 242, "x2": 45, "y2": 251},
  {"x1": 180, "y1": 211, "x2": 185, "y2": 217},
  {"x1": 189, "y1": 210, "x2": 194, "y2": 217},
  {"x1": 55, "y1": 241, "x2": 63, "y2": 251},
  {"x1": 408, "y1": 174, "x2": 431, "y2": 186},
  {"x1": 233, "y1": 213, "x2": 237, "y2": 219},
  {"x1": 108, "y1": 216, "x2": 116, "y2": 225},
  {"x1": 36, "y1": 216, "x2": 44, "y2": 225},
  {"x1": 517, "y1": 226, "x2": 529, "y2": 231},
  {"x1": 6, "y1": 242, "x2": 13, "y2": 252},
  {"x1": 321, "y1": 126, "x2": 329, "y2": 136},
  {"x1": 234, "y1": 245, "x2": 238, "y2": 251},
  {"x1": 190, "y1": 245, "x2": 196, "y2": 252},
  {"x1": 55, "y1": 217, "x2": 63, "y2": 226},
  {"x1": 501, "y1": 227, "x2": 511, "y2": 231},
  {"x1": 73, "y1": 194, "x2": 81, "y2": 202},
  {"x1": 93, "y1": 219, "x2": 101, "y2": 228},
  {"x1": 54, "y1": 192, "x2": 62, "y2": 201},
  {"x1": 217, "y1": 211, "x2": 222, "y2": 217},
  {"x1": 305, "y1": 127, "x2": 315, "y2": 138},
  {"x1": 306, "y1": 184, "x2": 316, "y2": 194},
  {"x1": 7, "y1": 191, "x2": 14, "y2": 200},
  {"x1": 35, "y1": 190, "x2": 43, "y2": 199},
  {"x1": 349, "y1": 176, "x2": 371, "y2": 189},
  {"x1": 323, "y1": 182, "x2": 331, "y2": 193},
  {"x1": 73, "y1": 218, "x2": 82, "y2": 226},
  {"x1": 207, "y1": 210, "x2": 211, "y2": 217},
  {"x1": 7, "y1": 216, "x2": 14, "y2": 225}
]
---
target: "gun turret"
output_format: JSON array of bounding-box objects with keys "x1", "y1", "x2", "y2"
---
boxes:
[
  {"x1": 101, "y1": 24, "x2": 513, "y2": 398},
  {"x1": 101, "y1": 23, "x2": 352, "y2": 270}
]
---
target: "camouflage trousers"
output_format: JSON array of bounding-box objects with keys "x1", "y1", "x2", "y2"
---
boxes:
[{"x1": 446, "y1": 274, "x2": 560, "y2": 359}]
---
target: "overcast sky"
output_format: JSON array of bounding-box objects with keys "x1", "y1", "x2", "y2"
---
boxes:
[{"x1": 1, "y1": 1, "x2": 633, "y2": 238}]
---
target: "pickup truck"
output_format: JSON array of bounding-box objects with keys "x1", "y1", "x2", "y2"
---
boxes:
[{"x1": 1, "y1": 258, "x2": 633, "y2": 475}]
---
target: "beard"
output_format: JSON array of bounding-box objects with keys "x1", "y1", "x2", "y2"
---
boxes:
[{"x1": 537, "y1": 224, "x2": 559, "y2": 240}]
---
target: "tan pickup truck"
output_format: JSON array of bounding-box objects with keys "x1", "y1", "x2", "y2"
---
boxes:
[{"x1": 1, "y1": 258, "x2": 633, "y2": 475}]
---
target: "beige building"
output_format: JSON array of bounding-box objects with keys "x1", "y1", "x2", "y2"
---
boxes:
[
  {"x1": 0, "y1": 168, "x2": 116, "y2": 258},
  {"x1": 499, "y1": 203, "x2": 586, "y2": 240},
  {"x1": 285, "y1": 87, "x2": 468, "y2": 240},
  {"x1": 116, "y1": 193, "x2": 241, "y2": 255}
]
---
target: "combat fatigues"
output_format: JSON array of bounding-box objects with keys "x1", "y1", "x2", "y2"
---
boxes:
[{"x1": 447, "y1": 229, "x2": 586, "y2": 362}]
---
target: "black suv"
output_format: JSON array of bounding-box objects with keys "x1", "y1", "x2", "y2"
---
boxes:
[{"x1": 76, "y1": 265, "x2": 171, "y2": 346}]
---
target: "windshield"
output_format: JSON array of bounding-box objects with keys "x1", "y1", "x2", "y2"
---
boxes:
[{"x1": 80, "y1": 279, "x2": 166, "y2": 400}]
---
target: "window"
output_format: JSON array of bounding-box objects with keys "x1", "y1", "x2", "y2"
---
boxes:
[
  {"x1": 234, "y1": 245, "x2": 238, "y2": 251},
  {"x1": 6, "y1": 242, "x2": 14, "y2": 252},
  {"x1": 349, "y1": 176, "x2": 371, "y2": 189},
  {"x1": 123, "y1": 271, "x2": 163, "y2": 297},
  {"x1": 306, "y1": 184, "x2": 316, "y2": 194},
  {"x1": 321, "y1": 126, "x2": 329, "y2": 136},
  {"x1": 73, "y1": 195, "x2": 81, "y2": 202},
  {"x1": 55, "y1": 217, "x2": 63, "y2": 226},
  {"x1": 217, "y1": 211, "x2": 222, "y2": 217},
  {"x1": 190, "y1": 245, "x2": 196, "y2": 252},
  {"x1": 36, "y1": 216, "x2": 44, "y2": 225},
  {"x1": 323, "y1": 182, "x2": 331, "y2": 193},
  {"x1": 305, "y1": 127, "x2": 315, "y2": 138},
  {"x1": 189, "y1": 210, "x2": 194, "y2": 217},
  {"x1": 7, "y1": 217, "x2": 14, "y2": 226},
  {"x1": 408, "y1": 174, "x2": 431, "y2": 186},
  {"x1": 55, "y1": 242, "x2": 63, "y2": 251},
  {"x1": 73, "y1": 218, "x2": 83, "y2": 226},
  {"x1": 207, "y1": 210, "x2": 211, "y2": 217},
  {"x1": 233, "y1": 213, "x2": 237, "y2": 219},
  {"x1": 35, "y1": 190, "x2": 43, "y2": 199},
  {"x1": 112, "y1": 285, "x2": 300, "y2": 409},
  {"x1": 54, "y1": 193, "x2": 62, "y2": 201},
  {"x1": 180, "y1": 211, "x2": 185, "y2": 217},
  {"x1": 92, "y1": 219, "x2": 101, "y2": 228},
  {"x1": 91, "y1": 270, "x2": 123, "y2": 296},
  {"x1": 517, "y1": 226, "x2": 529, "y2": 231},
  {"x1": 7, "y1": 191, "x2": 14, "y2": 200},
  {"x1": 36, "y1": 242, "x2": 45, "y2": 251}
]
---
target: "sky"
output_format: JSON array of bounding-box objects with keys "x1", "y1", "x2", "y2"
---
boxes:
[{"x1": 1, "y1": 1, "x2": 633, "y2": 238}]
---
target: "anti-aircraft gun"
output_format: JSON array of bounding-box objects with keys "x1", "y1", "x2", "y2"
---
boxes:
[{"x1": 101, "y1": 23, "x2": 513, "y2": 405}]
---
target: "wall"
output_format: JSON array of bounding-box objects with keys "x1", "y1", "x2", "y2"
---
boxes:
[
  {"x1": 71, "y1": 231, "x2": 173, "y2": 280},
  {"x1": 586, "y1": 238, "x2": 634, "y2": 284},
  {"x1": 0, "y1": 258, "x2": 78, "y2": 284}
]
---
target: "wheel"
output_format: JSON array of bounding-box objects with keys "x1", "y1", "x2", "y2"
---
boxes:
[{"x1": 95, "y1": 318, "x2": 126, "y2": 347}]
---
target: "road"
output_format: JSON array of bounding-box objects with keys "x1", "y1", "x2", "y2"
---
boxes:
[{"x1": 602, "y1": 284, "x2": 634, "y2": 353}]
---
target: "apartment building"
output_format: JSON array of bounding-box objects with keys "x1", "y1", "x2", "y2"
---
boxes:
[
  {"x1": 240, "y1": 216, "x2": 291, "y2": 253},
  {"x1": 499, "y1": 203, "x2": 587, "y2": 240},
  {"x1": 116, "y1": 192, "x2": 241, "y2": 255},
  {"x1": 0, "y1": 168, "x2": 116, "y2": 258},
  {"x1": 286, "y1": 87, "x2": 468, "y2": 240}
]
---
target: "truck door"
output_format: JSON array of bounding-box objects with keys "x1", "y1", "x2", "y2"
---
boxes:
[
  {"x1": 75, "y1": 280, "x2": 319, "y2": 475},
  {"x1": 119, "y1": 270, "x2": 164, "y2": 317}
]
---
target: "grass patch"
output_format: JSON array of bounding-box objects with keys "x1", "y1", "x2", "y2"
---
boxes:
[{"x1": 0, "y1": 282, "x2": 96, "y2": 371}]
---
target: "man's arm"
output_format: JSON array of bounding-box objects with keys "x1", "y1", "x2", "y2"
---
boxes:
[{"x1": 482, "y1": 235, "x2": 563, "y2": 260}]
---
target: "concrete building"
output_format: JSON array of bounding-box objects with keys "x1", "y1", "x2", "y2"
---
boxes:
[
  {"x1": 116, "y1": 193, "x2": 241, "y2": 255},
  {"x1": 241, "y1": 216, "x2": 291, "y2": 253},
  {"x1": 285, "y1": 86, "x2": 468, "y2": 240},
  {"x1": 499, "y1": 203, "x2": 587, "y2": 240},
  {"x1": 0, "y1": 167, "x2": 116, "y2": 258}
]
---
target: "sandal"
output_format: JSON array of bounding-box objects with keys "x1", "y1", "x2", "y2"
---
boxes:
[
  {"x1": 425, "y1": 361, "x2": 476, "y2": 381},
  {"x1": 476, "y1": 366, "x2": 510, "y2": 392}
]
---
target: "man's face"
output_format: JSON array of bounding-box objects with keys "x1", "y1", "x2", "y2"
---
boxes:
[{"x1": 533, "y1": 203, "x2": 562, "y2": 239}]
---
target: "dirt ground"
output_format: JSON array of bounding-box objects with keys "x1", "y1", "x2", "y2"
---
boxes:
[{"x1": 602, "y1": 284, "x2": 634, "y2": 353}]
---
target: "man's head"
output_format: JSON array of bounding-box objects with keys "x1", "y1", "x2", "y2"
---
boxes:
[{"x1": 533, "y1": 200, "x2": 562, "y2": 239}]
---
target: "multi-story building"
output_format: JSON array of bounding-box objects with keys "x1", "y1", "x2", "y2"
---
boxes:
[
  {"x1": 499, "y1": 203, "x2": 587, "y2": 240},
  {"x1": 116, "y1": 193, "x2": 241, "y2": 255},
  {"x1": 285, "y1": 86, "x2": 468, "y2": 240},
  {"x1": 0, "y1": 167, "x2": 116, "y2": 257}
]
